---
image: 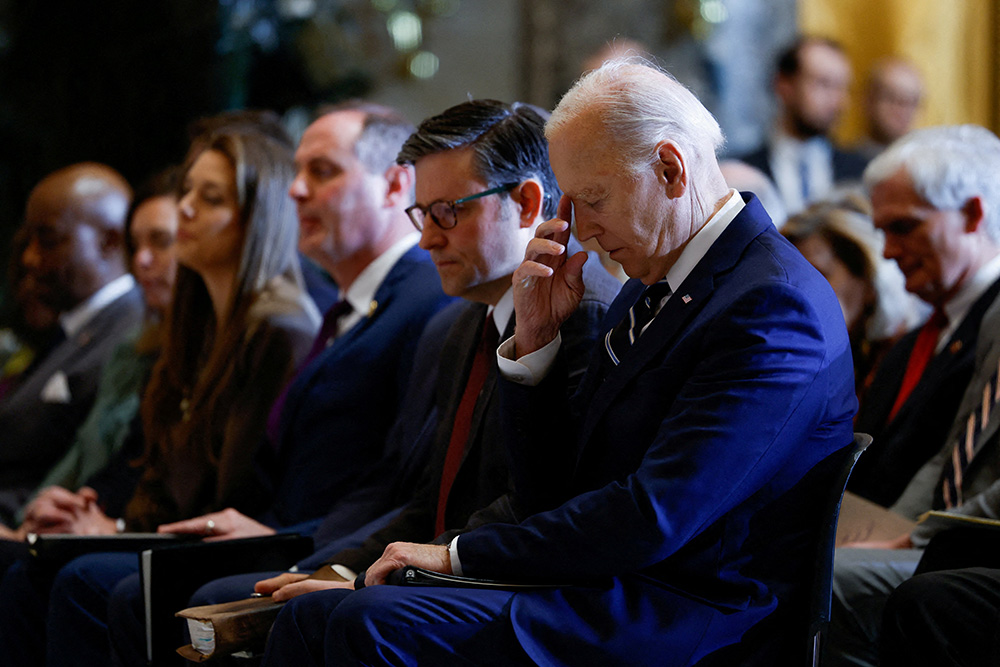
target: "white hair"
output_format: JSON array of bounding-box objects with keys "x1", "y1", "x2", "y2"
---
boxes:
[
  {"x1": 863, "y1": 125, "x2": 1000, "y2": 243},
  {"x1": 546, "y1": 57, "x2": 725, "y2": 174}
]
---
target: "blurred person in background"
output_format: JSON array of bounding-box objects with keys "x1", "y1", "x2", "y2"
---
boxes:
[
  {"x1": 719, "y1": 159, "x2": 788, "y2": 228},
  {"x1": 855, "y1": 57, "x2": 924, "y2": 160},
  {"x1": 783, "y1": 199, "x2": 922, "y2": 404},
  {"x1": 0, "y1": 168, "x2": 182, "y2": 544},
  {"x1": 739, "y1": 36, "x2": 869, "y2": 214},
  {"x1": 0, "y1": 230, "x2": 63, "y2": 399},
  {"x1": 0, "y1": 127, "x2": 320, "y2": 667},
  {"x1": 0, "y1": 163, "x2": 144, "y2": 526}
]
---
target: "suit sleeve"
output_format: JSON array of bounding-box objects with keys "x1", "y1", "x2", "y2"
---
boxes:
[
  {"x1": 458, "y1": 282, "x2": 851, "y2": 582},
  {"x1": 910, "y1": 459, "x2": 1000, "y2": 547}
]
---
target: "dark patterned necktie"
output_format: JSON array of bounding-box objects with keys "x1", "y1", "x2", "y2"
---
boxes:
[
  {"x1": 938, "y1": 355, "x2": 1000, "y2": 508},
  {"x1": 265, "y1": 299, "x2": 352, "y2": 446},
  {"x1": 604, "y1": 280, "x2": 672, "y2": 366}
]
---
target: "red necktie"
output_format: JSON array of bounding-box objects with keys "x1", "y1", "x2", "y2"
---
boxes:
[
  {"x1": 434, "y1": 313, "x2": 498, "y2": 536},
  {"x1": 888, "y1": 308, "x2": 948, "y2": 423}
]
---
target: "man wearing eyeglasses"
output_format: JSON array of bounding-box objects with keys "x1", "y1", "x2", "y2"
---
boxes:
[
  {"x1": 263, "y1": 62, "x2": 856, "y2": 666},
  {"x1": 253, "y1": 99, "x2": 620, "y2": 651}
]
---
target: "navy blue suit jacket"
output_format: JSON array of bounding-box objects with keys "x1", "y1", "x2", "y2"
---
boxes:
[
  {"x1": 260, "y1": 245, "x2": 454, "y2": 526},
  {"x1": 459, "y1": 196, "x2": 857, "y2": 666}
]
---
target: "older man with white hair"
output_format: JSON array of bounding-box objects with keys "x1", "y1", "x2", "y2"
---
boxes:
[
  {"x1": 849, "y1": 125, "x2": 1000, "y2": 508},
  {"x1": 827, "y1": 125, "x2": 1000, "y2": 667},
  {"x1": 260, "y1": 59, "x2": 856, "y2": 667}
]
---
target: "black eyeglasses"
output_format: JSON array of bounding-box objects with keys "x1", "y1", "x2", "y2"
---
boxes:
[{"x1": 406, "y1": 182, "x2": 519, "y2": 231}]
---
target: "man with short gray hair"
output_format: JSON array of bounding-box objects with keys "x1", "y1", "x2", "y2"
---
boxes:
[
  {"x1": 267, "y1": 58, "x2": 856, "y2": 666},
  {"x1": 828, "y1": 125, "x2": 1000, "y2": 667},
  {"x1": 849, "y1": 125, "x2": 1000, "y2": 508}
]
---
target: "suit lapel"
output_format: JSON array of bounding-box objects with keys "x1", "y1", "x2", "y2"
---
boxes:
[
  {"x1": 467, "y1": 311, "x2": 514, "y2": 440},
  {"x1": 577, "y1": 195, "x2": 772, "y2": 449},
  {"x1": 328, "y1": 248, "x2": 420, "y2": 351},
  {"x1": 890, "y1": 276, "x2": 1000, "y2": 433},
  {"x1": 437, "y1": 303, "x2": 488, "y2": 421},
  {"x1": 278, "y1": 247, "x2": 418, "y2": 444},
  {"x1": 432, "y1": 303, "x2": 489, "y2": 481}
]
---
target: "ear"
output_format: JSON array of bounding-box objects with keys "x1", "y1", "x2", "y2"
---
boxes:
[
  {"x1": 510, "y1": 178, "x2": 544, "y2": 228},
  {"x1": 656, "y1": 142, "x2": 687, "y2": 199},
  {"x1": 382, "y1": 164, "x2": 414, "y2": 208},
  {"x1": 962, "y1": 196, "x2": 986, "y2": 233}
]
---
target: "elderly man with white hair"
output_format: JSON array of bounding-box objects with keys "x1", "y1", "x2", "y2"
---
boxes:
[
  {"x1": 260, "y1": 59, "x2": 856, "y2": 667},
  {"x1": 827, "y1": 125, "x2": 1000, "y2": 667},
  {"x1": 848, "y1": 125, "x2": 1000, "y2": 508}
]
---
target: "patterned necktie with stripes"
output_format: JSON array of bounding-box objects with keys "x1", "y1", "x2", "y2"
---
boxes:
[
  {"x1": 938, "y1": 356, "x2": 1000, "y2": 508},
  {"x1": 605, "y1": 280, "x2": 672, "y2": 366}
]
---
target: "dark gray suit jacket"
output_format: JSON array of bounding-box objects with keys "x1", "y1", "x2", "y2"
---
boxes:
[
  {"x1": 893, "y1": 296, "x2": 1000, "y2": 542},
  {"x1": 325, "y1": 252, "x2": 621, "y2": 572},
  {"x1": 0, "y1": 283, "x2": 145, "y2": 524}
]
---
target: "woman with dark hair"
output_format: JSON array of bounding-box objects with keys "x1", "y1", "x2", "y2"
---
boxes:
[
  {"x1": 32, "y1": 128, "x2": 320, "y2": 534},
  {"x1": 121, "y1": 129, "x2": 319, "y2": 532},
  {"x1": 0, "y1": 128, "x2": 319, "y2": 667}
]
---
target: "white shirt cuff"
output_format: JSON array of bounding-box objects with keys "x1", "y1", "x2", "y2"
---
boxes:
[
  {"x1": 496, "y1": 332, "x2": 562, "y2": 386},
  {"x1": 448, "y1": 535, "x2": 463, "y2": 576}
]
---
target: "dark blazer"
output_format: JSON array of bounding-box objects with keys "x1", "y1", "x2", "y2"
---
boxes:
[
  {"x1": 123, "y1": 276, "x2": 319, "y2": 531},
  {"x1": 0, "y1": 283, "x2": 144, "y2": 525},
  {"x1": 893, "y1": 296, "x2": 1000, "y2": 535},
  {"x1": 851, "y1": 276, "x2": 1000, "y2": 507},
  {"x1": 739, "y1": 141, "x2": 869, "y2": 184},
  {"x1": 261, "y1": 245, "x2": 455, "y2": 527},
  {"x1": 457, "y1": 196, "x2": 857, "y2": 666},
  {"x1": 323, "y1": 253, "x2": 621, "y2": 572}
]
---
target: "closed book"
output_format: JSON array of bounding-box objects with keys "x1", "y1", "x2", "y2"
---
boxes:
[
  {"x1": 176, "y1": 597, "x2": 284, "y2": 661},
  {"x1": 26, "y1": 532, "x2": 197, "y2": 567},
  {"x1": 141, "y1": 533, "x2": 313, "y2": 664}
]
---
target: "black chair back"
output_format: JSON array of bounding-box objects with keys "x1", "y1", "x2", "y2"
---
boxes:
[{"x1": 808, "y1": 432, "x2": 872, "y2": 666}]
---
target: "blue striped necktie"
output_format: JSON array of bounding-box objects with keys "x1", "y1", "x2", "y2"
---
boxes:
[{"x1": 605, "y1": 280, "x2": 672, "y2": 366}]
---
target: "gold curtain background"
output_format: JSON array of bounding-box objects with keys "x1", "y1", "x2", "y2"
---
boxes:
[{"x1": 799, "y1": 0, "x2": 1000, "y2": 141}]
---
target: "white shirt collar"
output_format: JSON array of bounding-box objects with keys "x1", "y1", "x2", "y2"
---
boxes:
[
  {"x1": 488, "y1": 287, "x2": 514, "y2": 338},
  {"x1": 663, "y1": 189, "x2": 745, "y2": 294},
  {"x1": 937, "y1": 252, "x2": 1000, "y2": 351},
  {"x1": 341, "y1": 233, "x2": 420, "y2": 320},
  {"x1": 770, "y1": 128, "x2": 835, "y2": 214},
  {"x1": 60, "y1": 274, "x2": 136, "y2": 339}
]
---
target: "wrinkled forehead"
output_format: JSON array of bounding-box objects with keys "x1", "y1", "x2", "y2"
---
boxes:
[{"x1": 547, "y1": 114, "x2": 617, "y2": 194}]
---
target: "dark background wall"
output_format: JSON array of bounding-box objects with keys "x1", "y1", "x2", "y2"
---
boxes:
[{"x1": 0, "y1": 0, "x2": 795, "y2": 276}]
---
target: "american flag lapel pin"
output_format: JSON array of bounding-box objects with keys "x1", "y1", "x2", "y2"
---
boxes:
[{"x1": 682, "y1": 294, "x2": 693, "y2": 304}]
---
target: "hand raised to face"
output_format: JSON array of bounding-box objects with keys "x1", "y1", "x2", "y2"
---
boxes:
[{"x1": 511, "y1": 195, "x2": 589, "y2": 357}]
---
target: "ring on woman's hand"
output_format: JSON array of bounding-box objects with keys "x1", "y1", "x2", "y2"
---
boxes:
[{"x1": 205, "y1": 519, "x2": 216, "y2": 534}]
